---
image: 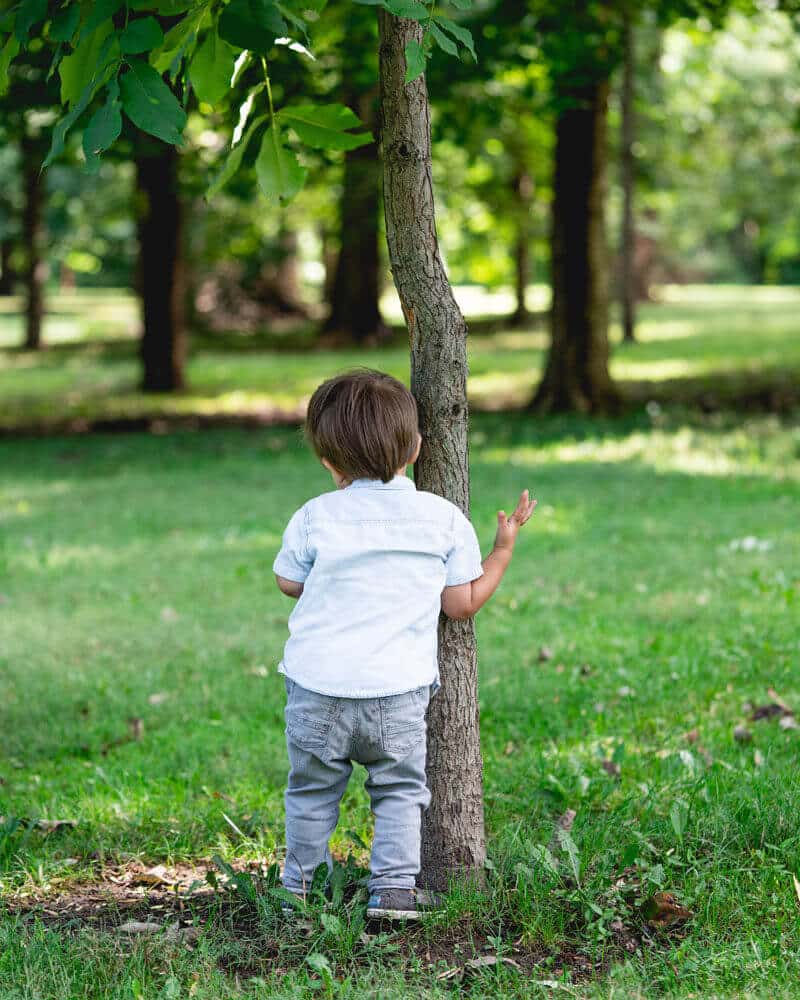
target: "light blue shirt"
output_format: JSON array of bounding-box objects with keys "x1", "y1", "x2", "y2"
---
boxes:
[{"x1": 273, "y1": 475, "x2": 484, "y2": 698}]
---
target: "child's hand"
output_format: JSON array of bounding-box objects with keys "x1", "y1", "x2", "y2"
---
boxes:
[{"x1": 494, "y1": 489, "x2": 537, "y2": 551}]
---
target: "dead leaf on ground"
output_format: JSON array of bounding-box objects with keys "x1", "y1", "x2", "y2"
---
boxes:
[
  {"x1": 118, "y1": 921, "x2": 163, "y2": 935},
  {"x1": 147, "y1": 692, "x2": 169, "y2": 706},
  {"x1": 754, "y1": 749, "x2": 765, "y2": 768},
  {"x1": 779, "y1": 715, "x2": 799, "y2": 731},
  {"x1": 547, "y1": 809, "x2": 576, "y2": 853},
  {"x1": 464, "y1": 955, "x2": 522, "y2": 975},
  {"x1": 750, "y1": 703, "x2": 790, "y2": 721},
  {"x1": 504, "y1": 741, "x2": 516, "y2": 756},
  {"x1": 733, "y1": 725, "x2": 753, "y2": 743},
  {"x1": 135, "y1": 865, "x2": 176, "y2": 887},
  {"x1": 641, "y1": 891, "x2": 692, "y2": 929},
  {"x1": 127, "y1": 717, "x2": 144, "y2": 740},
  {"x1": 601, "y1": 760, "x2": 621, "y2": 778},
  {"x1": 684, "y1": 728, "x2": 699, "y2": 744},
  {"x1": 538, "y1": 646, "x2": 554, "y2": 663}
]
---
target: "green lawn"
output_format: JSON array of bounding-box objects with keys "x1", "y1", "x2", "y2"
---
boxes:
[
  {"x1": 1, "y1": 284, "x2": 800, "y2": 431},
  {"x1": 2, "y1": 406, "x2": 800, "y2": 997}
]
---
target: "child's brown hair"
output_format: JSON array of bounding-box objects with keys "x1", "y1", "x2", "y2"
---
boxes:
[{"x1": 305, "y1": 370, "x2": 419, "y2": 483}]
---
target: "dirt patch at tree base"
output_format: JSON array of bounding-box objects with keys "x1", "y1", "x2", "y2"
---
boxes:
[{"x1": 5, "y1": 859, "x2": 625, "y2": 986}]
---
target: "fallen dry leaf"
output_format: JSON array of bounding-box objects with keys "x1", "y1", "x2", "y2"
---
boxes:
[
  {"x1": 733, "y1": 725, "x2": 753, "y2": 744},
  {"x1": 464, "y1": 955, "x2": 522, "y2": 975},
  {"x1": 754, "y1": 749, "x2": 765, "y2": 768},
  {"x1": 147, "y1": 692, "x2": 169, "y2": 706},
  {"x1": 641, "y1": 891, "x2": 692, "y2": 929},
  {"x1": 538, "y1": 646, "x2": 554, "y2": 663},
  {"x1": 684, "y1": 728, "x2": 699, "y2": 744},
  {"x1": 779, "y1": 715, "x2": 799, "y2": 731},
  {"x1": 601, "y1": 760, "x2": 621, "y2": 778},
  {"x1": 118, "y1": 921, "x2": 162, "y2": 935},
  {"x1": 547, "y1": 808, "x2": 576, "y2": 853},
  {"x1": 503, "y1": 741, "x2": 516, "y2": 756},
  {"x1": 135, "y1": 865, "x2": 176, "y2": 887},
  {"x1": 127, "y1": 718, "x2": 144, "y2": 741}
]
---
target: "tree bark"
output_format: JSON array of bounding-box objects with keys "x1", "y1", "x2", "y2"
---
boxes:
[
  {"x1": 378, "y1": 10, "x2": 486, "y2": 892},
  {"x1": 620, "y1": 12, "x2": 636, "y2": 343},
  {"x1": 511, "y1": 170, "x2": 533, "y2": 328},
  {"x1": 325, "y1": 9, "x2": 385, "y2": 342},
  {"x1": 135, "y1": 140, "x2": 186, "y2": 392},
  {"x1": 532, "y1": 79, "x2": 620, "y2": 414},
  {"x1": 0, "y1": 239, "x2": 16, "y2": 295},
  {"x1": 21, "y1": 135, "x2": 45, "y2": 350}
]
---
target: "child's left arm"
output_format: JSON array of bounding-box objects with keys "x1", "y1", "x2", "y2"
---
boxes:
[
  {"x1": 275, "y1": 575, "x2": 304, "y2": 599},
  {"x1": 441, "y1": 489, "x2": 536, "y2": 620}
]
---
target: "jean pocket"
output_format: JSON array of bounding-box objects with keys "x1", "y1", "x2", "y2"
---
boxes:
[
  {"x1": 285, "y1": 683, "x2": 339, "y2": 753},
  {"x1": 380, "y1": 687, "x2": 428, "y2": 755}
]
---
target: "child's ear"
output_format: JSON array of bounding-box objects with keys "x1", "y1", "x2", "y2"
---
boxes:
[{"x1": 409, "y1": 433, "x2": 422, "y2": 465}]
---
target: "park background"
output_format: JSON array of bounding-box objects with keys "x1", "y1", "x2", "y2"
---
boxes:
[{"x1": 1, "y1": 1, "x2": 800, "y2": 998}]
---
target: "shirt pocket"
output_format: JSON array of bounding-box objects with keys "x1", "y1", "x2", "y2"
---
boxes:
[{"x1": 379, "y1": 686, "x2": 429, "y2": 756}]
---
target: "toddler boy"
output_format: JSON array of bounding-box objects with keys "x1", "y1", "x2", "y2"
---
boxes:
[{"x1": 273, "y1": 369, "x2": 535, "y2": 919}]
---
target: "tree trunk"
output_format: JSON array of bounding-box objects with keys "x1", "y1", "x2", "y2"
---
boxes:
[
  {"x1": 21, "y1": 135, "x2": 45, "y2": 350},
  {"x1": 325, "y1": 9, "x2": 384, "y2": 342},
  {"x1": 135, "y1": 140, "x2": 186, "y2": 392},
  {"x1": 532, "y1": 79, "x2": 620, "y2": 414},
  {"x1": 378, "y1": 10, "x2": 486, "y2": 892},
  {"x1": 511, "y1": 171, "x2": 533, "y2": 328},
  {"x1": 0, "y1": 239, "x2": 16, "y2": 295},
  {"x1": 620, "y1": 13, "x2": 636, "y2": 343}
]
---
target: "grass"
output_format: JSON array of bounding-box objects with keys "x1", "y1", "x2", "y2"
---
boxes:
[
  {"x1": 1, "y1": 285, "x2": 800, "y2": 996},
  {"x1": 2, "y1": 401, "x2": 800, "y2": 997},
  {"x1": 1, "y1": 284, "x2": 800, "y2": 431}
]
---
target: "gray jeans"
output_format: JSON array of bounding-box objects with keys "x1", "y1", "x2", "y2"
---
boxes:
[{"x1": 283, "y1": 677, "x2": 431, "y2": 895}]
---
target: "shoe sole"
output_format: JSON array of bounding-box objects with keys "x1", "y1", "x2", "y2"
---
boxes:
[{"x1": 366, "y1": 907, "x2": 422, "y2": 921}]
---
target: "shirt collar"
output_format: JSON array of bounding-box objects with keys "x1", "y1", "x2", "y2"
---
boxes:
[{"x1": 347, "y1": 475, "x2": 415, "y2": 491}]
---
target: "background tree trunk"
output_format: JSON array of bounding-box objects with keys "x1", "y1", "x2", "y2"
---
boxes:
[
  {"x1": 252, "y1": 221, "x2": 308, "y2": 315},
  {"x1": 21, "y1": 135, "x2": 45, "y2": 350},
  {"x1": 620, "y1": 12, "x2": 636, "y2": 343},
  {"x1": 511, "y1": 170, "x2": 533, "y2": 327},
  {"x1": 378, "y1": 9, "x2": 486, "y2": 892},
  {"x1": 325, "y1": 7, "x2": 385, "y2": 342},
  {"x1": 532, "y1": 80, "x2": 620, "y2": 414},
  {"x1": 135, "y1": 140, "x2": 186, "y2": 392},
  {"x1": 0, "y1": 238, "x2": 16, "y2": 295}
]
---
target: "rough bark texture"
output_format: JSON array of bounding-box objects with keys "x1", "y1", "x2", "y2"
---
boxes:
[
  {"x1": 135, "y1": 140, "x2": 186, "y2": 392},
  {"x1": 511, "y1": 171, "x2": 533, "y2": 327},
  {"x1": 532, "y1": 80, "x2": 620, "y2": 414},
  {"x1": 620, "y1": 14, "x2": 636, "y2": 343},
  {"x1": 21, "y1": 135, "x2": 44, "y2": 350},
  {"x1": 378, "y1": 10, "x2": 486, "y2": 892}
]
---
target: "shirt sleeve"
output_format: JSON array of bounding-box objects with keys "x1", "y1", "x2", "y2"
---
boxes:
[
  {"x1": 273, "y1": 507, "x2": 313, "y2": 583},
  {"x1": 444, "y1": 508, "x2": 484, "y2": 587}
]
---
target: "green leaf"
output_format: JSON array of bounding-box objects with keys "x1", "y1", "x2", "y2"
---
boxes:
[
  {"x1": 14, "y1": 0, "x2": 47, "y2": 42},
  {"x1": 255, "y1": 128, "x2": 306, "y2": 202},
  {"x1": 450, "y1": 0, "x2": 472, "y2": 8},
  {"x1": 403, "y1": 39, "x2": 425, "y2": 83},
  {"x1": 278, "y1": 103, "x2": 371, "y2": 150},
  {"x1": 45, "y1": 88, "x2": 92, "y2": 168},
  {"x1": 670, "y1": 799, "x2": 689, "y2": 839},
  {"x1": 351, "y1": 0, "x2": 384, "y2": 4},
  {"x1": 151, "y1": 10, "x2": 204, "y2": 74},
  {"x1": 435, "y1": 17, "x2": 475, "y2": 61},
  {"x1": 59, "y1": 21, "x2": 115, "y2": 107},
  {"x1": 131, "y1": 0, "x2": 194, "y2": 11},
  {"x1": 119, "y1": 16, "x2": 164, "y2": 55},
  {"x1": 83, "y1": 79, "x2": 122, "y2": 171},
  {"x1": 429, "y1": 21, "x2": 457, "y2": 57},
  {"x1": 206, "y1": 114, "x2": 267, "y2": 199},
  {"x1": 49, "y1": 5, "x2": 80, "y2": 43},
  {"x1": 189, "y1": 31, "x2": 237, "y2": 106},
  {"x1": 0, "y1": 34, "x2": 20, "y2": 97},
  {"x1": 218, "y1": 0, "x2": 286, "y2": 54},
  {"x1": 385, "y1": 0, "x2": 428, "y2": 18},
  {"x1": 119, "y1": 58, "x2": 187, "y2": 144},
  {"x1": 556, "y1": 829, "x2": 581, "y2": 886},
  {"x1": 83, "y1": 0, "x2": 124, "y2": 36}
]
